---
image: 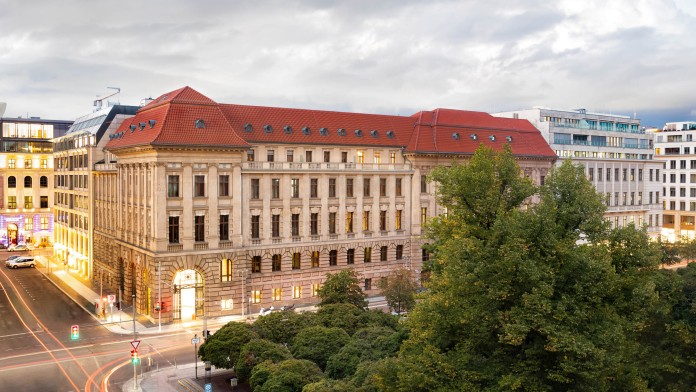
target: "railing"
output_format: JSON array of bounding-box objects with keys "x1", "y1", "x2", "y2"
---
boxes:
[
  {"x1": 167, "y1": 244, "x2": 183, "y2": 252},
  {"x1": 194, "y1": 243, "x2": 208, "y2": 251},
  {"x1": 242, "y1": 162, "x2": 412, "y2": 171},
  {"x1": 219, "y1": 241, "x2": 234, "y2": 249}
]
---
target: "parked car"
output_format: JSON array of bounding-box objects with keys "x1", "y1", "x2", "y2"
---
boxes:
[
  {"x1": 7, "y1": 257, "x2": 35, "y2": 269},
  {"x1": 7, "y1": 244, "x2": 29, "y2": 252},
  {"x1": 5, "y1": 255, "x2": 22, "y2": 267},
  {"x1": 0, "y1": 243, "x2": 6, "y2": 249}
]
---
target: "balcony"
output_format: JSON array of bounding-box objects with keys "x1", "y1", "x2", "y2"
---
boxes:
[{"x1": 242, "y1": 162, "x2": 412, "y2": 172}]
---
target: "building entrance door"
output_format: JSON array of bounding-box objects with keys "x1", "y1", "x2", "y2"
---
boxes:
[
  {"x1": 173, "y1": 270, "x2": 204, "y2": 321},
  {"x1": 7, "y1": 224, "x2": 17, "y2": 245}
]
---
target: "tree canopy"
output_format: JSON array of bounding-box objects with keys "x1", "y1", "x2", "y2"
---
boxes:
[{"x1": 317, "y1": 269, "x2": 368, "y2": 309}]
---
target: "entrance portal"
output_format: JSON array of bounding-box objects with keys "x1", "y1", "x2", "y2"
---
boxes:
[
  {"x1": 173, "y1": 270, "x2": 204, "y2": 321},
  {"x1": 7, "y1": 224, "x2": 17, "y2": 245}
]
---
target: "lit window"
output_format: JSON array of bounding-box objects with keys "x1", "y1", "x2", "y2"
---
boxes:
[
  {"x1": 273, "y1": 288, "x2": 282, "y2": 301},
  {"x1": 252, "y1": 290, "x2": 261, "y2": 303},
  {"x1": 357, "y1": 151, "x2": 364, "y2": 164},
  {"x1": 293, "y1": 286, "x2": 302, "y2": 299},
  {"x1": 221, "y1": 258, "x2": 233, "y2": 282},
  {"x1": 272, "y1": 254, "x2": 282, "y2": 272},
  {"x1": 24, "y1": 217, "x2": 33, "y2": 231},
  {"x1": 311, "y1": 251, "x2": 320, "y2": 268},
  {"x1": 311, "y1": 283, "x2": 320, "y2": 297},
  {"x1": 292, "y1": 253, "x2": 301, "y2": 270}
]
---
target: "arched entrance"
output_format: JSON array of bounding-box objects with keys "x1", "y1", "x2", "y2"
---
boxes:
[
  {"x1": 173, "y1": 270, "x2": 204, "y2": 321},
  {"x1": 7, "y1": 224, "x2": 18, "y2": 245}
]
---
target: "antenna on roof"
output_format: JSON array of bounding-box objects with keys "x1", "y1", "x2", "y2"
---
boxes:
[{"x1": 93, "y1": 87, "x2": 121, "y2": 112}]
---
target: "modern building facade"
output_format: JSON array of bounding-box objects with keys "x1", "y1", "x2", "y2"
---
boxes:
[
  {"x1": 653, "y1": 121, "x2": 696, "y2": 241},
  {"x1": 494, "y1": 108, "x2": 662, "y2": 238},
  {"x1": 0, "y1": 115, "x2": 71, "y2": 247},
  {"x1": 52, "y1": 104, "x2": 139, "y2": 277},
  {"x1": 92, "y1": 87, "x2": 556, "y2": 324}
]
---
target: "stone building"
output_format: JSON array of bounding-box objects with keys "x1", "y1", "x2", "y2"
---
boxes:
[
  {"x1": 494, "y1": 108, "x2": 663, "y2": 238},
  {"x1": 93, "y1": 87, "x2": 556, "y2": 323},
  {"x1": 0, "y1": 112, "x2": 71, "y2": 247}
]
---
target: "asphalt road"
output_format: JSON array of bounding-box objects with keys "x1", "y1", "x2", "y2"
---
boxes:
[{"x1": 0, "y1": 251, "x2": 194, "y2": 391}]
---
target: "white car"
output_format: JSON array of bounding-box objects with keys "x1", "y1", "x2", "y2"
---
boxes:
[
  {"x1": 5, "y1": 255, "x2": 22, "y2": 267},
  {"x1": 7, "y1": 257, "x2": 35, "y2": 269},
  {"x1": 7, "y1": 244, "x2": 30, "y2": 252}
]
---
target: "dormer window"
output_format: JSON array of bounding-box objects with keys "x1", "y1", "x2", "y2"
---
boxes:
[
  {"x1": 319, "y1": 127, "x2": 328, "y2": 136},
  {"x1": 195, "y1": 119, "x2": 205, "y2": 129},
  {"x1": 452, "y1": 132, "x2": 460, "y2": 140},
  {"x1": 244, "y1": 123, "x2": 253, "y2": 132},
  {"x1": 263, "y1": 124, "x2": 272, "y2": 133},
  {"x1": 284, "y1": 125, "x2": 293, "y2": 134},
  {"x1": 506, "y1": 136, "x2": 513, "y2": 142},
  {"x1": 470, "y1": 134, "x2": 478, "y2": 140},
  {"x1": 130, "y1": 124, "x2": 137, "y2": 132},
  {"x1": 386, "y1": 131, "x2": 395, "y2": 138},
  {"x1": 355, "y1": 129, "x2": 363, "y2": 137},
  {"x1": 139, "y1": 122, "x2": 146, "y2": 130},
  {"x1": 302, "y1": 127, "x2": 311, "y2": 135},
  {"x1": 337, "y1": 128, "x2": 346, "y2": 136},
  {"x1": 148, "y1": 119, "x2": 156, "y2": 128},
  {"x1": 489, "y1": 135, "x2": 496, "y2": 141},
  {"x1": 370, "y1": 130, "x2": 378, "y2": 138}
]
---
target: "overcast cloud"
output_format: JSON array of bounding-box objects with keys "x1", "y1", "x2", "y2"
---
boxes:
[{"x1": 1, "y1": 0, "x2": 695, "y2": 127}]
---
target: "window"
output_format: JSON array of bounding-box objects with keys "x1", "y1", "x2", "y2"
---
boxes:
[
  {"x1": 267, "y1": 149, "x2": 275, "y2": 162},
  {"x1": 40, "y1": 176, "x2": 48, "y2": 188},
  {"x1": 306, "y1": 150, "x2": 313, "y2": 163},
  {"x1": 310, "y1": 178, "x2": 318, "y2": 198},
  {"x1": 380, "y1": 178, "x2": 387, "y2": 196},
  {"x1": 219, "y1": 175, "x2": 229, "y2": 197},
  {"x1": 622, "y1": 169, "x2": 627, "y2": 181},
  {"x1": 293, "y1": 253, "x2": 301, "y2": 270},
  {"x1": 24, "y1": 217, "x2": 32, "y2": 231},
  {"x1": 324, "y1": 151, "x2": 330, "y2": 163},
  {"x1": 247, "y1": 150, "x2": 255, "y2": 161},
  {"x1": 364, "y1": 247, "x2": 372, "y2": 263},
  {"x1": 421, "y1": 207, "x2": 428, "y2": 224},
  {"x1": 363, "y1": 211, "x2": 370, "y2": 231},
  {"x1": 252, "y1": 290, "x2": 261, "y2": 303},
  {"x1": 272, "y1": 214, "x2": 280, "y2": 237},
  {"x1": 346, "y1": 211, "x2": 354, "y2": 233},
  {"x1": 329, "y1": 178, "x2": 336, "y2": 197},
  {"x1": 24, "y1": 176, "x2": 32, "y2": 188},
  {"x1": 630, "y1": 169, "x2": 635, "y2": 181},
  {"x1": 357, "y1": 151, "x2": 364, "y2": 163},
  {"x1": 363, "y1": 178, "x2": 371, "y2": 197},
  {"x1": 25, "y1": 159, "x2": 32, "y2": 169},
  {"x1": 293, "y1": 286, "x2": 302, "y2": 299},
  {"x1": 329, "y1": 212, "x2": 336, "y2": 234},
  {"x1": 272, "y1": 178, "x2": 280, "y2": 198},
  {"x1": 8, "y1": 196, "x2": 16, "y2": 209},
  {"x1": 638, "y1": 169, "x2": 643, "y2": 181},
  {"x1": 194, "y1": 215, "x2": 205, "y2": 242},
  {"x1": 251, "y1": 179, "x2": 260, "y2": 199},
  {"x1": 167, "y1": 176, "x2": 179, "y2": 197},
  {"x1": 341, "y1": 151, "x2": 348, "y2": 163},
  {"x1": 194, "y1": 175, "x2": 205, "y2": 197},
  {"x1": 607, "y1": 169, "x2": 611, "y2": 181},
  {"x1": 395, "y1": 210, "x2": 402, "y2": 230},
  {"x1": 252, "y1": 256, "x2": 261, "y2": 273},
  {"x1": 346, "y1": 178, "x2": 354, "y2": 197},
  {"x1": 364, "y1": 278, "x2": 372, "y2": 291},
  {"x1": 40, "y1": 217, "x2": 48, "y2": 230},
  {"x1": 374, "y1": 152, "x2": 381, "y2": 164},
  {"x1": 40, "y1": 196, "x2": 48, "y2": 208},
  {"x1": 8, "y1": 159, "x2": 15, "y2": 169},
  {"x1": 8, "y1": 176, "x2": 15, "y2": 188},
  {"x1": 396, "y1": 245, "x2": 403, "y2": 260},
  {"x1": 310, "y1": 213, "x2": 319, "y2": 235},
  {"x1": 312, "y1": 251, "x2": 320, "y2": 268},
  {"x1": 292, "y1": 214, "x2": 300, "y2": 237},
  {"x1": 421, "y1": 175, "x2": 427, "y2": 193},
  {"x1": 168, "y1": 216, "x2": 180, "y2": 243},
  {"x1": 291, "y1": 178, "x2": 299, "y2": 198},
  {"x1": 378, "y1": 210, "x2": 387, "y2": 231},
  {"x1": 598, "y1": 168, "x2": 603, "y2": 182},
  {"x1": 272, "y1": 254, "x2": 282, "y2": 272},
  {"x1": 287, "y1": 149, "x2": 294, "y2": 162},
  {"x1": 40, "y1": 159, "x2": 47, "y2": 169},
  {"x1": 422, "y1": 248, "x2": 430, "y2": 262},
  {"x1": 219, "y1": 214, "x2": 229, "y2": 241},
  {"x1": 329, "y1": 250, "x2": 337, "y2": 266},
  {"x1": 221, "y1": 258, "x2": 233, "y2": 282},
  {"x1": 390, "y1": 152, "x2": 396, "y2": 164},
  {"x1": 251, "y1": 215, "x2": 260, "y2": 239},
  {"x1": 588, "y1": 168, "x2": 594, "y2": 181},
  {"x1": 396, "y1": 178, "x2": 402, "y2": 197},
  {"x1": 347, "y1": 248, "x2": 355, "y2": 264},
  {"x1": 380, "y1": 246, "x2": 388, "y2": 261},
  {"x1": 312, "y1": 283, "x2": 320, "y2": 297}
]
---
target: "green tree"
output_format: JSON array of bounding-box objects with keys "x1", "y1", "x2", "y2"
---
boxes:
[
  {"x1": 317, "y1": 269, "x2": 368, "y2": 309},
  {"x1": 198, "y1": 322, "x2": 257, "y2": 369},
  {"x1": 325, "y1": 326, "x2": 404, "y2": 379},
  {"x1": 235, "y1": 339, "x2": 293, "y2": 382},
  {"x1": 378, "y1": 267, "x2": 417, "y2": 315},
  {"x1": 250, "y1": 359, "x2": 324, "y2": 392},
  {"x1": 390, "y1": 152, "x2": 667, "y2": 391},
  {"x1": 252, "y1": 310, "x2": 319, "y2": 345},
  {"x1": 290, "y1": 326, "x2": 350, "y2": 370}
]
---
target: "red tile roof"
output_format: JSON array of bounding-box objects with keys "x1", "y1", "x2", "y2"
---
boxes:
[
  {"x1": 407, "y1": 109, "x2": 556, "y2": 158},
  {"x1": 106, "y1": 87, "x2": 249, "y2": 150},
  {"x1": 106, "y1": 87, "x2": 555, "y2": 160}
]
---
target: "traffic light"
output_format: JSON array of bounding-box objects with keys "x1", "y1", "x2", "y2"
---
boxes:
[
  {"x1": 71, "y1": 325, "x2": 79, "y2": 340},
  {"x1": 154, "y1": 301, "x2": 161, "y2": 312},
  {"x1": 131, "y1": 350, "x2": 140, "y2": 365}
]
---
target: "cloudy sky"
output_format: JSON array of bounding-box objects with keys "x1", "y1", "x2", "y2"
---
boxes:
[{"x1": 1, "y1": 0, "x2": 695, "y2": 127}]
